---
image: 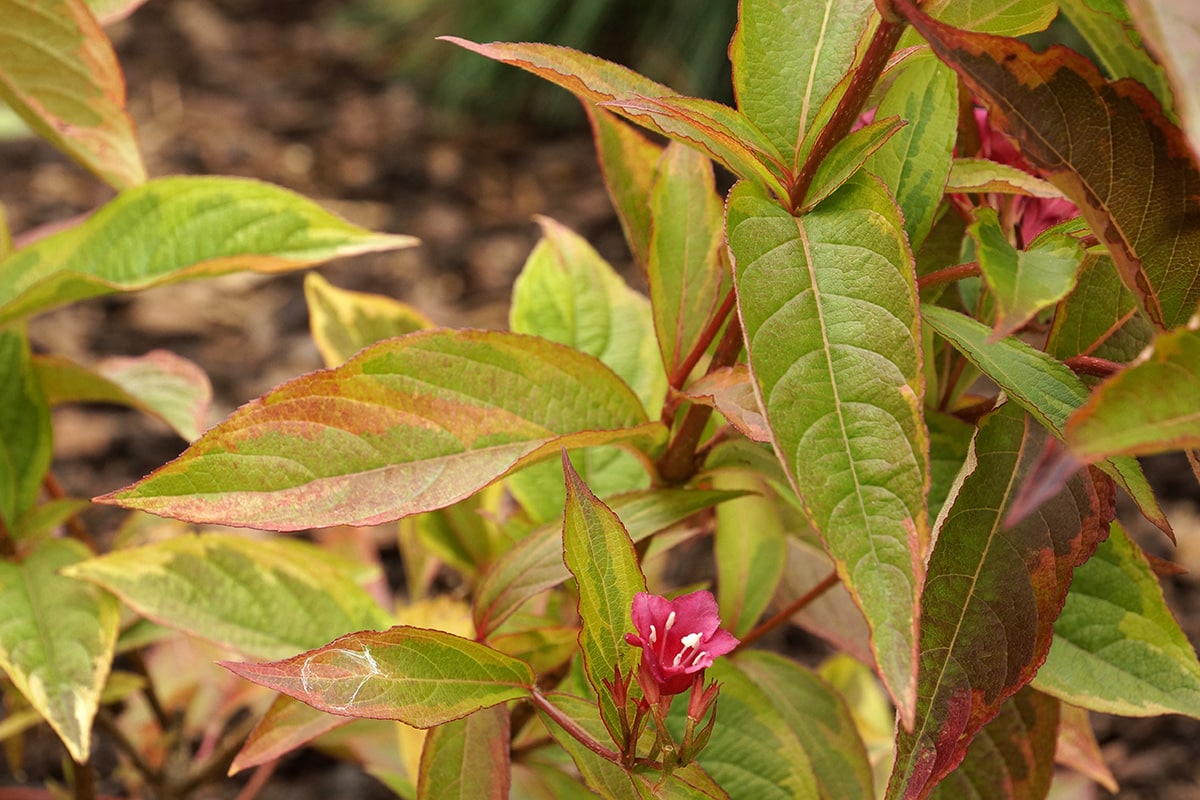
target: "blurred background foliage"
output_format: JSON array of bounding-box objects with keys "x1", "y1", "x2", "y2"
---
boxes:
[{"x1": 335, "y1": 0, "x2": 738, "y2": 126}]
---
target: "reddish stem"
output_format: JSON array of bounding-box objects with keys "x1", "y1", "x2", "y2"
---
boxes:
[
  {"x1": 529, "y1": 688, "x2": 623, "y2": 764},
  {"x1": 787, "y1": 16, "x2": 904, "y2": 212},
  {"x1": 669, "y1": 287, "x2": 737, "y2": 390},
  {"x1": 917, "y1": 261, "x2": 980, "y2": 292},
  {"x1": 1064, "y1": 355, "x2": 1123, "y2": 379},
  {"x1": 734, "y1": 570, "x2": 840, "y2": 652},
  {"x1": 43, "y1": 473, "x2": 97, "y2": 550}
]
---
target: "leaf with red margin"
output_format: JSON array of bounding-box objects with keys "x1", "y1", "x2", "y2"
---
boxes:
[
  {"x1": 886, "y1": 401, "x2": 1114, "y2": 800},
  {"x1": 1054, "y1": 701, "x2": 1118, "y2": 793},
  {"x1": 231, "y1": 694, "x2": 351, "y2": 774},
  {"x1": 1127, "y1": 0, "x2": 1200, "y2": 161},
  {"x1": 896, "y1": 0, "x2": 1200, "y2": 329},
  {"x1": 221, "y1": 627, "x2": 534, "y2": 726},
  {"x1": 587, "y1": 108, "x2": 661, "y2": 271},
  {"x1": 417, "y1": 706, "x2": 510, "y2": 800},
  {"x1": 926, "y1": 688, "x2": 1059, "y2": 800}
]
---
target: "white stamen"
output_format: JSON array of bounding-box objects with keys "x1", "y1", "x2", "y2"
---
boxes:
[
  {"x1": 691, "y1": 650, "x2": 708, "y2": 667},
  {"x1": 664, "y1": 611, "x2": 676, "y2": 633},
  {"x1": 680, "y1": 632, "x2": 702, "y2": 649},
  {"x1": 649, "y1": 624, "x2": 658, "y2": 644},
  {"x1": 673, "y1": 650, "x2": 685, "y2": 667}
]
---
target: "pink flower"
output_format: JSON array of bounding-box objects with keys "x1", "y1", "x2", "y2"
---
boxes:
[{"x1": 624, "y1": 590, "x2": 739, "y2": 697}]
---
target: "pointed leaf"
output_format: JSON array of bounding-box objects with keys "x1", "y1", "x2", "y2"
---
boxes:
[
  {"x1": 36, "y1": 350, "x2": 212, "y2": 441},
  {"x1": 803, "y1": 115, "x2": 906, "y2": 212},
  {"x1": 922, "y1": 304, "x2": 1172, "y2": 539},
  {"x1": 418, "y1": 705, "x2": 510, "y2": 800},
  {"x1": 968, "y1": 206, "x2": 1085, "y2": 340},
  {"x1": 1054, "y1": 701, "x2": 1118, "y2": 793},
  {"x1": 0, "y1": 539, "x2": 119, "y2": 762},
  {"x1": 713, "y1": 471, "x2": 786, "y2": 639},
  {"x1": 99, "y1": 330, "x2": 663, "y2": 530},
  {"x1": 0, "y1": 0, "x2": 145, "y2": 188},
  {"x1": 647, "y1": 142, "x2": 727, "y2": 380},
  {"x1": 85, "y1": 0, "x2": 151, "y2": 25},
  {"x1": 926, "y1": 688, "x2": 1059, "y2": 800},
  {"x1": 11, "y1": 498, "x2": 90, "y2": 544},
  {"x1": 735, "y1": 651, "x2": 874, "y2": 800},
  {"x1": 904, "y1": 0, "x2": 1057, "y2": 39},
  {"x1": 232, "y1": 694, "x2": 352, "y2": 773},
  {"x1": 474, "y1": 489, "x2": 743, "y2": 637},
  {"x1": 443, "y1": 39, "x2": 788, "y2": 199},
  {"x1": 0, "y1": 176, "x2": 415, "y2": 324},
  {"x1": 304, "y1": 273, "x2": 431, "y2": 368},
  {"x1": 888, "y1": 402, "x2": 1113, "y2": 799},
  {"x1": 1045, "y1": 253, "x2": 1154, "y2": 363},
  {"x1": 1058, "y1": 0, "x2": 1172, "y2": 111},
  {"x1": 561, "y1": 455, "x2": 646, "y2": 746},
  {"x1": 222, "y1": 627, "x2": 534, "y2": 726},
  {"x1": 946, "y1": 158, "x2": 1065, "y2": 198},
  {"x1": 1065, "y1": 324, "x2": 1200, "y2": 459},
  {"x1": 587, "y1": 107, "x2": 662, "y2": 270},
  {"x1": 1126, "y1": 0, "x2": 1200, "y2": 159},
  {"x1": 64, "y1": 533, "x2": 392, "y2": 660},
  {"x1": 728, "y1": 174, "x2": 927, "y2": 724},
  {"x1": 681, "y1": 365, "x2": 770, "y2": 443},
  {"x1": 0, "y1": 327, "x2": 52, "y2": 526},
  {"x1": 1034, "y1": 521, "x2": 1200, "y2": 718},
  {"x1": 899, "y1": 0, "x2": 1200, "y2": 329},
  {"x1": 730, "y1": 0, "x2": 876, "y2": 167},
  {"x1": 863, "y1": 54, "x2": 958, "y2": 249}
]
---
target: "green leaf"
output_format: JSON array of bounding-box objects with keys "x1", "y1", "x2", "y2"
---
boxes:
[
  {"x1": 728, "y1": 174, "x2": 927, "y2": 725},
  {"x1": 803, "y1": 115, "x2": 906, "y2": 212},
  {"x1": 0, "y1": 0, "x2": 145, "y2": 188},
  {"x1": 735, "y1": 651, "x2": 874, "y2": 800},
  {"x1": 0, "y1": 538, "x2": 119, "y2": 762},
  {"x1": 304, "y1": 273, "x2": 432, "y2": 368},
  {"x1": 587, "y1": 108, "x2": 662, "y2": 270},
  {"x1": 534, "y1": 692, "x2": 640, "y2": 799},
  {"x1": 418, "y1": 706, "x2": 510, "y2": 800},
  {"x1": 1034, "y1": 521, "x2": 1200, "y2": 717},
  {"x1": 99, "y1": 330, "x2": 664, "y2": 530},
  {"x1": 946, "y1": 158, "x2": 1064, "y2": 198},
  {"x1": 904, "y1": 0, "x2": 1056, "y2": 38},
  {"x1": 669, "y1": 659, "x2": 820, "y2": 800},
  {"x1": 863, "y1": 53, "x2": 959, "y2": 249},
  {"x1": 0, "y1": 176, "x2": 416, "y2": 324},
  {"x1": 232, "y1": 694, "x2": 352, "y2": 774},
  {"x1": 65, "y1": 533, "x2": 392, "y2": 660},
  {"x1": 0, "y1": 327, "x2": 52, "y2": 526},
  {"x1": 899, "y1": 0, "x2": 1200, "y2": 329},
  {"x1": 926, "y1": 410, "x2": 974, "y2": 520},
  {"x1": 713, "y1": 471, "x2": 786, "y2": 639},
  {"x1": 1059, "y1": 0, "x2": 1173, "y2": 113},
  {"x1": 730, "y1": 0, "x2": 876, "y2": 168},
  {"x1": 84, "y1": 0, "x2": 150, "y2": 25},
  {"x1": 922, "y1": 304, "x2": 1173, "y2": 539},
  {"x1": 11, "y1": 498, "x2": 90, "y2": 544},
  {"x1": 968, "y1": 206, "x2": 1085, "y2": 341},
  {"x1": 443, "y1": 39, "x2": 789, "y2": 200},
  {"x1": 473, "y1": 488, "x2": 744, "y2": 637},
  {"x1": 887, "y1": 402, "x2": 1112, "y2": 800},
  {"x1": 222, "y1": 627, "x2": 534, "y2": 726},
  {"x1": 561, "y1": 455, "x2": 647, "y2": 747},
  {"x1": 1065, "y1": 325, "x2": 1200, "y2": 459},
  {"x1": 1128, "y1": 0, "x2": 1200, "y2": 160},
  {"x1": 1045, "y1": 253, "x2": 1155, "y2": 363},
  {"x1": 926, "y1": 688, "x2": 1059, "y2": 800},
  {"x1": 647, "y1": 142, "x2": 727, "y2": 381},
  {"x1": 35, "y1": 350, "x2": 212, "y2": 441}
]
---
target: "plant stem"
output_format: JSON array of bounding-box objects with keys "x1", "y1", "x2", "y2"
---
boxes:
[
  {"x1": 917, "y1": 261, "x2": 980, "y2": 291},
  {"x1": 787, "y1": 15, "x2": 905, "y2": 212},
  {"x1": 0, "y1": 514, "x2": 15, "y2": 558},
  {"x1": 175, "y1": 713, "x2": 259, "y2": 797},
  {"x1": 42, "y1": 472, "x2": 97, "y2": 551},
  {"x1": 71, "y1": 757, "x2": 96, "y2": 800},
  {"x1": 669, "y1": 287, "x2": 737, "y2": 390},
  {"x1": 734, "y1": 570, "x2": 840, "y2": 652},
  {"x1": 1063, "y1": 355, "x2": 1122, "y2": 379},
  {"x1": 96, "y1": 708, "x2": 162, "y2": 784},
  {"x1": 529, "y1": 687, "x2": 623, "y2": 764},
  {"x1": 657, "y1": 316, "x2": 745, "y2": 484}
]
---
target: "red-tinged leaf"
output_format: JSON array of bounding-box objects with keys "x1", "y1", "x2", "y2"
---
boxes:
[
  {"x1": 231, "y1": 694, "x2": 351, "y2": 774},
  {"x1": 0, "y1": 328, "x2": 52, "y2": 527},
  {"x1": 1059, "y1": 0, "x2": 1173, "y2": 112},
  {"x1": 221, "y1": 627, "x2": 534, "y2": 726},
  {"x1": 441, "y1": 39, "x2": 788, "y2": 199},
  {"x1": 1065, "y1": 324, "x2": 1200, "y2": 460},
  {"x1": 729, "y1": 174, "x2": 927, "y2": 726},
  {"x1": 99, "y1": 330, "x2": 663, "y2": 530},
  {"x1": 681, "y1": 365, "x2": 770, "y2": 443},
  {"x1": 1045, "y1": 253, "x2": 1155, "y2": 364},
  {"x1": 487, "y1": 626, "x2": 577, "y2": 677},
  {"x1": 926, "y1": 688, "x2": 1059, "y2": 800},
  {"x1": 561, "y1": 455, "x2": 646, "y2": 748},
  {"x1": 36, "y1": 350, "x2": 212, "y2": 441},
  {"x1": 968, "y1": 206, "x2": 1085, "y2": 341},
  {"x1": 897, "y1": 0, "x2": 1200, "y2": 330},
  {"x1": 587, "y1": 108, "x2": 662, "y2": 270},
  {"x1": 1127, "y1": 0, "x2": 1200, "y2": 159},
  {"x1": 0, "y1": 176, "x2": 416, "y2": 324},
  {"x1": 802, "y1": 115, "x2": 906, "y2": 213},
  {"x1": 1054, "y1": 701, "x2": 1118, "y2": 793},
  {"x1": 887, "y1": 402, "x2": 1114, "y2": 800},
  {"x1": 647, "y1": 142, "x2": 728, "y2": 381},
  {"x1": 730, "y1": 0, "x2": 876, "y2": 168},
  {"x1": 777, "y1": 537, "x2": 872, "y2": 665},
  {"x1": 0, "y1": 0, "x2": 145, "y2": 188},
  {"x1": 418, "y1": 706, "x2": 510, "y2": 800},
  {"x1": 473, "y1": 488, "x2": 743, "y2": 637},
  {"x1": 946, "y1": 158, "x2": 1065, "y2": 198},
  {"x1": 303, "y1": 273, "x2": 432, "y2": 369}
]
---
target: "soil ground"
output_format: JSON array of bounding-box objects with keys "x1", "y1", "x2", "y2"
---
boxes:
[{"x1": 2, "y1": 1, "x2": 1200, "y2": 797}]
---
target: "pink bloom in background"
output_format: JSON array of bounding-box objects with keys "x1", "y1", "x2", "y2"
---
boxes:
[{"x1": 625, "y1": 590, "x2": 739, "y2": 697}]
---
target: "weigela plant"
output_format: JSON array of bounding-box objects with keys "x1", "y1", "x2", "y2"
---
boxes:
[{"x1": 3, "y1": 0, "x2": 1200, "y2": 797}]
